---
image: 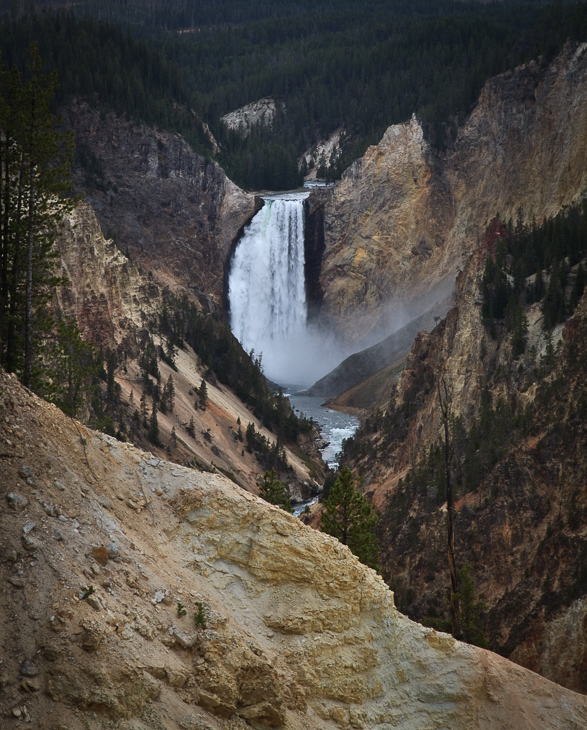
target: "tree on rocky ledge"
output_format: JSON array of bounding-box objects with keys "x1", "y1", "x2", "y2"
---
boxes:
[
  {"x1": 0, "y1": 44, "x2": 74, "y2": 388},
  {"x1": 320, "y1": 467, "x2": 379, "y2": 570},
  {"x1": 259, "y1": 468, "x2": 293, "y2": 513},
  {"x1": 438, "y1": 376, "x2": 461, "y2": 640}
]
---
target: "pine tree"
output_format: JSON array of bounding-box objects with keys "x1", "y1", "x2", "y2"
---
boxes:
[
  {"x1": 569, "y1": 263, "x2": 586, "y2": 313},
  {"x1": 258, "y1": 468, "x2": 293, "y2": 513},
  {"x1": 186, "y1": 416, "x2": 195, "y2": 438},
  {"x1": 320, "y1": 467, "x2": 379, "y2": 570},
  {"x1": 455, "y1": 563, "x2": 488, "y2": 648},
  {"x1": 148, "y1": 402, "x2": 160, "y2": 445},
  {"x1": 140, "y1": 390, "x2": 149, "y2": 427},
  {"x1": 162, "y1": 373, "x2": 175, "y2": 413},
  {"x1": 197, "y1": 378, "x2": 208, "y2": 409},
  {"x1": 0, "y1": 44, "x2": 74, "y2": 386},
  {"x1": 42, "y1": 316, "x2": 97, "y2": 416}
]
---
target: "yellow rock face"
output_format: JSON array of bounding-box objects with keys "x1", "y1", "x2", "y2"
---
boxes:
[
  {"x1": 1, "y1": 370, "x2": 587, "y2": 729},
  {"x1": 319, "y1": 44, "x2": 587, "y2": 344}
]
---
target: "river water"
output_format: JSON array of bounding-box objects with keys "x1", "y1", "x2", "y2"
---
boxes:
[{"x1": 287, "y1": 392, "x2": 359, "y2": 515}]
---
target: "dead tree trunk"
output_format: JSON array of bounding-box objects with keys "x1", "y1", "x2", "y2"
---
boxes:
[{"x1": 438, "y1": 377, "x2": 461, "y2": 640}]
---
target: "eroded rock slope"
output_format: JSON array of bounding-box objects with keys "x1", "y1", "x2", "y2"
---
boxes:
[
  {"x1": 67, "y1": 103, "x2": 257, "y2": 310},
  {"x1": 1, "y1": 371, "x2": 587, "y2": 729}
]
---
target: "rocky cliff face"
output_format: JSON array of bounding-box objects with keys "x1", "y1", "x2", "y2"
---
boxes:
[
  {"x1": 67, "y1": 103, "x2": 257, "y2": 310},
  {"x1": 56, "y1": 201, "x2": 161, "y2": 355},
  {"x1": 318, "y1": 115, "x2": 453, "y2": 343},
  {"x1": 317, "y1": 43, "x2": 587, "y2": 344},
  {"x1": 221, "y1": 97, "x2": 278, "y2": 135},
  {"x1": 1, "y1": 368, "x2": 587, "y2": 730},
  {"x1": 341, "y1": 231, "x2": 587, "y2": 693}
]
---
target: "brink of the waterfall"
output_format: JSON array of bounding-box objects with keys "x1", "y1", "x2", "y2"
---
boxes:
[{"x1": 228, "y1": 191, "x2": 351, "y2": 387}]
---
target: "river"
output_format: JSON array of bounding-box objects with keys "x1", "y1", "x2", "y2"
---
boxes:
[{"x1": 287, "y1": 392, "x2": 359, "y2": 515}]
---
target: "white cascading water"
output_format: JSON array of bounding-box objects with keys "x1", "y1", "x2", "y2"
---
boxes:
[
  {"x1": 229, "y1": 190, "x2": 353, "y2": 385},
  {"x1": 228, "y1": 192, "x2": 310, "y2": 384}
]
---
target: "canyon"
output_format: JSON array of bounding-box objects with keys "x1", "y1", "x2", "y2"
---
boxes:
[
  {"x1": 2, "y1": 34, "x2": 587, "y2": 729},
  {"x1": 312, "y1": 43, "x2": 587, "y2": 347}
]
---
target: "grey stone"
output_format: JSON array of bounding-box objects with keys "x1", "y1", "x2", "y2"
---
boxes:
[
  {"x1": 22, "y1": 522, "x2": 35, "y2": 535},
  {"x1": 20, "y1": 661, "x2": 39, "y2": 677},
  {"x1": 99, "y1": 496, "x2": 114, "y2": 510},
  {"x1": 7, "y1": 493, "x2": 28, "y2": 511},
  {"x1": 22, "y1": 534, "x2": 40, "y2": 551},
  {"x1": 106, "y1": 543, "x2": 119, "y2": 559},
  {"x1": 86, "y1": 595, "x2": 102, "y2": 611},
  {"x1": 42, "y1": 502, "x2": 56, "y2": 517},
  {"x1": 18, "y1": 465, "x2": 34, "y2": 479},
  {"x1": 172, "y1": 628, "x2": 198, "y2": 649}
]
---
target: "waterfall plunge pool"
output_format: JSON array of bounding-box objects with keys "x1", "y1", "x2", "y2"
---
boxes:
[{"x1": 228, "y1": 191, "x2": 352, "y2": 387}]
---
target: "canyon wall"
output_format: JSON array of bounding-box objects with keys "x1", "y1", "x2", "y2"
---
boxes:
[
  {"x1": 1, "y1": 368, "x2": 587, "y2": 729},
  {"x1": 54, "y1": 202, "x2": 318, "y2": 498},
  {"x1": 341, "y1": 240, "x2": 587, "y2": 693},
  {"x1": 67, "y1": 103, "x2": 257, "y2": 311},
  {"x1": 317, "y1": 43, "x2": 587, "y2": 344},
  {"x1": 56, "y1": 201, "x2": 161, "y2": 355}
]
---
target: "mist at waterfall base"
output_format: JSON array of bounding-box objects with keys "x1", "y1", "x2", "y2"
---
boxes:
[{"x1": 228, "y1": 192, "x2": 352, "y2": 388}]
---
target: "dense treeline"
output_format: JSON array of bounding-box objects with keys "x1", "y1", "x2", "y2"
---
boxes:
[
  {"x1": 481, "y1": 201, "x2": 587, "y2": 352},
  {"x1": 3, "y1": 0, "x2": 550, "y2": 33},
  {"x1": 3, "y1": 2, "x2": 587, "y2": 189},
  {"x1": 0, "y1": 12, "x2": 212, "y2": 155}
]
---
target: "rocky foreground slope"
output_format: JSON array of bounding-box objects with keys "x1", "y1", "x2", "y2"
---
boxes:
[
  {"x1": 1, "y1": 370, "x2": 587, "y2": 729},
  {"x1": 316, "y1": 42, "x2": 587, "y2": 344}
]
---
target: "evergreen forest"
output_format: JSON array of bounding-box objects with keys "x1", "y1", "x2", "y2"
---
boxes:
[{"x1": 1, "y1": 1, "x2": 587, "y2": 189}]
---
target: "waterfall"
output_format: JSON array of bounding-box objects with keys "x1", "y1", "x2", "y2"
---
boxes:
[{"x1": 228, "y1": 192, "x2": 309, "y2": 382}]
